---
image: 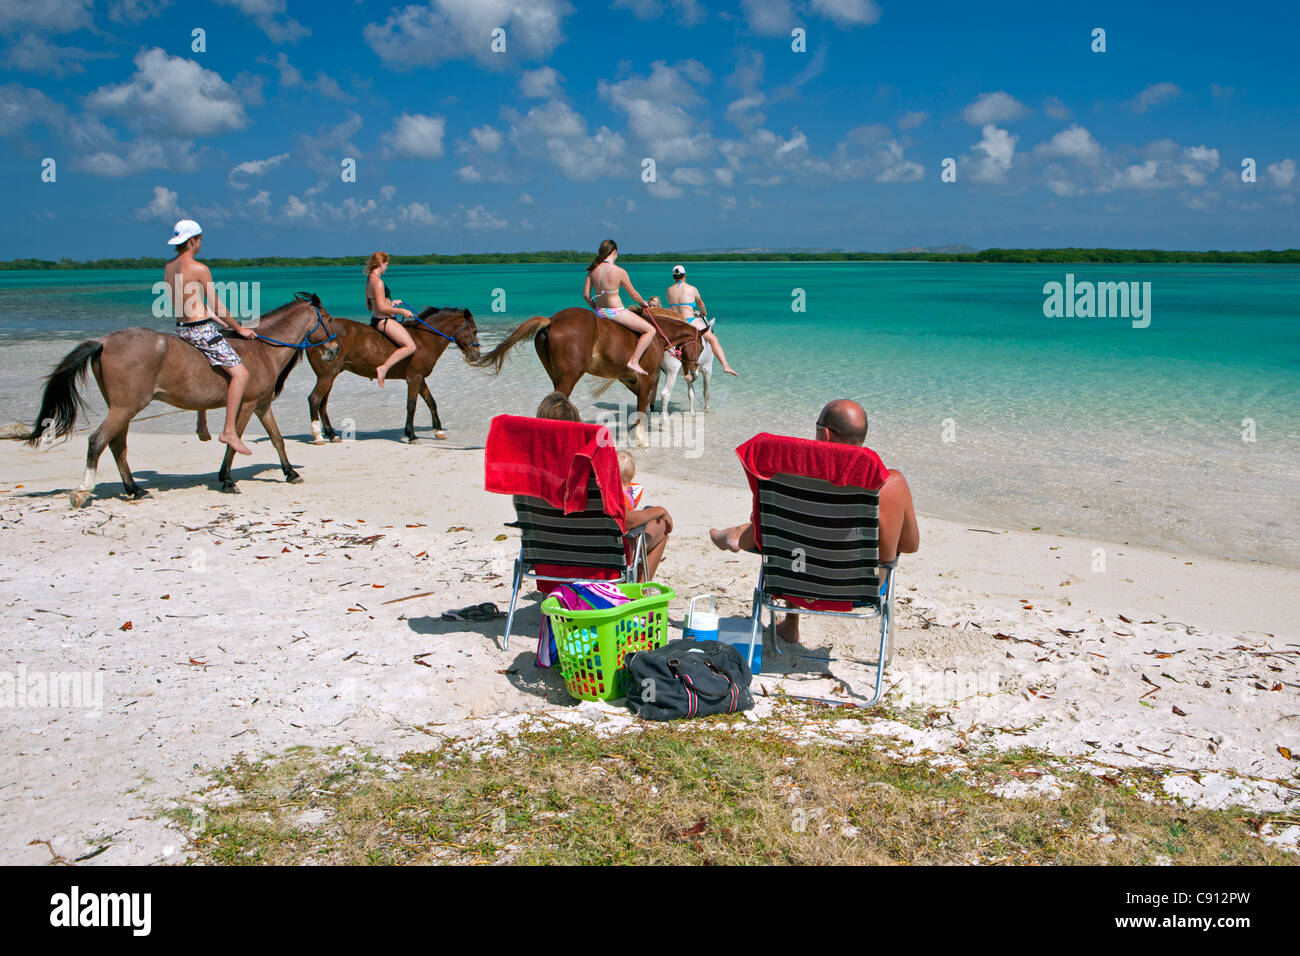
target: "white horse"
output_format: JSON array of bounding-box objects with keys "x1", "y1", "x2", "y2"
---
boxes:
[{"x1": 659, "y1": 318, "x2": 714, "y2": 413}]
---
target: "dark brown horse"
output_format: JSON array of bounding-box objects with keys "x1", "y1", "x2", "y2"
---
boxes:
[
  {"x1": 304, "y1": 306, "x2": 480, "y2": 443},
  {"x1": 27, "y1": 293, "x2": 338, "y2": 506},
  {"x1": 474, "y1": 306, "x2": 704, "y2": 446}
]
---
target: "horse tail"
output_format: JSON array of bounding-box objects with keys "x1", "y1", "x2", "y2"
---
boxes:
[
  {"x1": 590, "y1": 378, "x2": 616, "y2": 398},
  {"x1": 472, "y1": 315, "x2": 551, "y2": 375},
  {"x1": 27, "y1": 340, "x2": 102, "y2": 446}
]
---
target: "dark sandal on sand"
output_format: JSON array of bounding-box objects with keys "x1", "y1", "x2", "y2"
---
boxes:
[{"x1": 441, "y1": 602, "x2": 506, "y2": 623}]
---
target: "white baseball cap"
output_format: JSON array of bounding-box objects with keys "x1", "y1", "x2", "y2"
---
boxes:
[
  {"x1": 167, "y1": 219, "x2": 202, "y2": 245},
  {"x1": 672, "y1": 264, "x2": 686, "y2": 276}
]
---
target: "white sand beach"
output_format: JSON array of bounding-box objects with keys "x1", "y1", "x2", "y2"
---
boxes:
[{"x1": 1, "y1": 428, "x2": 1298, "y2": 864}]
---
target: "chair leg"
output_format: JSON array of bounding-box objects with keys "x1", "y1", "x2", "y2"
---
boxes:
[
  {"x1": 503, "y1": 558, "x2": 523, "y2": 651},
  {"x1": 747, "y1": 589, "x2": 763, "y2": 670}
]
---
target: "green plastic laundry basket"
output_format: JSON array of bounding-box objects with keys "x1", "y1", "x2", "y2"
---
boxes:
[{"x1": 541, "y1": 582, "x2": 675, "y2": 702}]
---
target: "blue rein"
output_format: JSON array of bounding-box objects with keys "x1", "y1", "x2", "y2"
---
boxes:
[
  {"x1": 410, "y1": 311, "x2": 479, "y2": 349},
  {"x1": 254, "y1": 302, "x2": 337, "y2": 350}
]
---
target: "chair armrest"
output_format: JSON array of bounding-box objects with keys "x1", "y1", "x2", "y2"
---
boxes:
[{"x1": 622, "y1": 525, "x2": 648, "y2": 540}]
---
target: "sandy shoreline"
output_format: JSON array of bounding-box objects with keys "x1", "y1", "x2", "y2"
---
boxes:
[{"x1": 1, "y1": 428, "x2": 1298, "y2": 864}]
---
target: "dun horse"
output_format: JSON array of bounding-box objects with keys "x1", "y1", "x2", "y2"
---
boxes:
[
  {"x1": 474, "y1": 306, "x2": 704, "y2": 445},
  {"x1": 27, "y1": 293, "x2": 338, "y2": 507}
]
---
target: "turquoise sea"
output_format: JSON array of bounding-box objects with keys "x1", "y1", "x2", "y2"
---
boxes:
[{"x1": 1, "y1": 262, "x2": 1297, "y2": 565}]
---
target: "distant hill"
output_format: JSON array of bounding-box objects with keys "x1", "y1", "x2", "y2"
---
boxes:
[{"x1": 890, "y1": 245, "x2": 980, "y2": 254}]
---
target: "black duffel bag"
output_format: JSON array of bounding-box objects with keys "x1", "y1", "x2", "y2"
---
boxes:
[{"x1": 623, "y1": 639, "x2": 754, "y2": 720}]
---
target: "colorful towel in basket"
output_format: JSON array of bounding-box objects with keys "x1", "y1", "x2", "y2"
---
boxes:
[{"x1": 537, "y1": 582, "x2": 633, "y2": 668}]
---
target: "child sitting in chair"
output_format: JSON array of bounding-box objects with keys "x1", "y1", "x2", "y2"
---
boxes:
[{"x1": 618, "y1": 450, "x2": 644, "y2": 511}]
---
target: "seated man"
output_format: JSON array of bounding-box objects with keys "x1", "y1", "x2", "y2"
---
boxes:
[{"x1": 709, "y1": 399, "x2": 918, "y2": 642}]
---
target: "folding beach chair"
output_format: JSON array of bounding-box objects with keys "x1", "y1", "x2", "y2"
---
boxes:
[
  {"x1": 484, "y1": 415, "x2": 648, "y2": 649},
  {"x1": 737, "y1": 434, "x2": 898, "y2": 706}
]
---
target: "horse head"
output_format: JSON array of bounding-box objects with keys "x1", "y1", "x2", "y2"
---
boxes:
[
  {"x1": 418, "y1": 306, "x2": 481, "y2": 363},
  {"x1": 295, "y1": 292, "x2": 340, "y2": 361},
  {"x1": 676, "y1": 319, "x2": 709, "y2": 383}
]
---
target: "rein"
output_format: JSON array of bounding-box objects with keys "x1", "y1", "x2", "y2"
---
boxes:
[
  {"x1": 410, "y1": 311, "x2": 479, "y2": 349},
  {"x1": 254, "y1": 299, "x2": 337, "y2": 350},
  {"x1": 641, "y1": 306, "x2": 688, "y2": 360}
]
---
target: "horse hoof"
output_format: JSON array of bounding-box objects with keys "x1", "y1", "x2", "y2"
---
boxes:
[
  {"x1": 329, "y1": 436, "x2": 342, "y2": 444},
  {"x1": 197, "y1": 434, "x2": 212, "y2": 442},
  {"x1": 313, "y1": 438, "x2": 328, "y2": 446},
  {"x1": 434, "y1": 430, "x2": 448, "y2": 441},
  {"x1": 285, "y1": 471, "x2": 303, "y2": 484},
  {"x1": 128, "y1": 488, "x2": 150, "y2": 501},
  {"x1": 69, "y1": 490, "x2": 91, "y2": 509},
  {"x1": 220, "y1": 482, "x2": 239, "y2": 494},
  {"x1": 406, "y1": 435, "x2": 419, "y2": 444}
]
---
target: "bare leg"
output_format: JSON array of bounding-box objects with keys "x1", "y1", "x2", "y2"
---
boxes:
[
  {"x1": 774, "y1": 613, "x2": 800, "y2": 643},
  {"x1": 709, "y1": 522, "x2": 755, "y2": 553},
  {"x1": 219, "y1": 364, "x2": 252, "y2": 456},
  {"x1": 375, "y1": 320, "x2": 416, "y2": 388},
  {"x1": 704, "y1": 331, "x2": 737, "y2": 376},
  {"x1": 627, "y1": 329, "x2": 655, "y2": 377},
  {"x1": 640, "y1": 516, "x2": 671, "y2": 580}
]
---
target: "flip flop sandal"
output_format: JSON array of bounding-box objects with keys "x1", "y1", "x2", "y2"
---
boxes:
[{"x1": 467, "y1": 603, "x2": 506, "y2": 621}]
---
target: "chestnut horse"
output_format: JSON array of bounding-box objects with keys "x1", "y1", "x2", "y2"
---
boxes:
[
  {"x1": 27, "y1": 293, "x2": 338, "y2": 506},
  {"x1": 305, "y1": 306, "x2": 480, "y2": 444},
  {"x1": 473, "y1": 305, "x2": 704, "y2": 445}
]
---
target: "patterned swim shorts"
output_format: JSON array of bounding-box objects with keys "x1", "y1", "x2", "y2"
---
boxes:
[{"x1": 175, "y1": 319, "x2": 242, "y2": 368}]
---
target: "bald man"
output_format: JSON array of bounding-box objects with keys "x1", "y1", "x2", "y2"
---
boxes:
[{"x1": 709, "y1": 399, "x2": 919, "y2": 643}]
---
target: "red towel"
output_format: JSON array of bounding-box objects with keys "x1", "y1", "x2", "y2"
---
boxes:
[
  {"x1": 485, "y1": 414, "x2": 626, "y2": 533},
  {"x1": 736, "y1": 432, "x2": 888, "y2": 547}
]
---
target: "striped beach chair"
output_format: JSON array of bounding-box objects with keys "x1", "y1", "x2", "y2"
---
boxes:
[
  {"x1": 502, "y1": 482, "x2": 649, "y2": 648},
  {"x1": 745, "y1": 471, "x2": 897, "y2": 707}
]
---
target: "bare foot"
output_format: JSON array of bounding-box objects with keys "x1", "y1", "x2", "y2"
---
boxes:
[
  {"x1": 627, "y1": 362, "x2": 649, "y2": 377},
  {"x1": 774, "y1": 615, "x2": 800, "y2": 644},
  {"x1": 376, "y1": 366, "x2": 387, "y2": 387},
  {"x1": 220, "y1": 432, "x2": 253, "y2": 456},
  {"x1": 709, "y1": 526, "x2": 742, "y2": 552}
]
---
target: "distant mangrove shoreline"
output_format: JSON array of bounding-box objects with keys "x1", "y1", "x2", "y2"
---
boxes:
[{"x1": 3, "y1": 248, "x2": 1299, "y2": 270}]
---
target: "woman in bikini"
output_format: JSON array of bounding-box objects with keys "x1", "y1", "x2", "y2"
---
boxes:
[
  {"x1": 582, "y1": 239, "x2": 655, "y2": 377},
  {"x1": 364, "y1": 251, "x2": 416, "y2": 387}
]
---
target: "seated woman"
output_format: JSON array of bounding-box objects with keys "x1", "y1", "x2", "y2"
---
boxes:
[
  {"x1": 364, "y1": 250, "x2": 416, "y2": 387},
  {"x1": 535, "y1": 393, "x2": 671, "y2": 581},
  {"x1": 583, "y1": 238, "x2": 655, "y2": 377}
]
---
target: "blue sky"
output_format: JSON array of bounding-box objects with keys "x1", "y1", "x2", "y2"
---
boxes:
[{"x1": 1, "y1": 0, "x2": 1297, "y2": 259}]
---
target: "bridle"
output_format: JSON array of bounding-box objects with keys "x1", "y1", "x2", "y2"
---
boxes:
[
  {"x1": 410, "y1": 309, "x2": 480, "y2": 350},
  {"x1": 253, "y1": 293, "x2": 337, "y2": 350}
]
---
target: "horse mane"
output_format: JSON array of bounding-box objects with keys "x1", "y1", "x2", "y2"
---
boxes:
[
  {"x1": 418, "y1": 305, "x2": 473, "y2": 320},
  {"x1": 273, "y1": 348, "x2": 302, "y2": 399}
]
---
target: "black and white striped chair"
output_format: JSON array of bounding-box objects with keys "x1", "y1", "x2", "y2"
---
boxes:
[
  {"x1": 502, "y1": 479, "x2": 648, "y2": 648},
  {"x1": 747, "y1": 472, "x2": 897, "y2": 706}
]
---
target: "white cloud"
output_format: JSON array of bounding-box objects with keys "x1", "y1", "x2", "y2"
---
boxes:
[
  {"x1": 86, "y1": 48, "x2": 246, "y2": 138},
  {"x1": 2, "y1": 33, "x2": 106, "y2": 77},
  {"x1": 1043, "y1": 96, "x2": 1070, "y2": 120},
  {"x1": 670, "y1": 166, "x2": 708, "y2": 186},
  {"x1": 1266, "y1": 159, "x2": 1296, "y2": 188},
  {"x1": 740, "y1": 0, "x2": 793, "y2": 35},
  {"x1": 108, "y1": 0, "x2": 172, "y2": 23},
  {"x1": 315, "y1": 72, "x2": 354, "y2": 102},
  {"x1": 0, "y1": 82, "x2": 63, "y2": 135},
  {"x1": 599, "y1": 60, "x2": 714, "y2": 160},
  {"x1": 466, "y1": 124, "x2": 502, "y2": 153},
  {"x1": 229, "y1": 152, "x2": 289, "y2": 188},
  {"x1": 965, "y1": 124, "x2": 1016, "y2": 184},
  {"x1": 136, "y1": 185, "x2": 183, "y2": 221},
  {"x1": 1031, "y1": 125, "x2": 1103, "y2": 165},
  {"x1": 613, "y1": 0, "x2": 703, "y2": 23},
  {"x1": 214, "y1": 0, "x2": 308, "y2": 43},
  {"x1": 961, "y1": 91, "x2": 1029, "y2": 125},
  {"x1": 504, "y1": 98, "x2": 629, "y2": 181},
  {"x1": 0, "y1": 0, "x2": 92, "y2": 33},
  {"x1": 519, "y1": 65, "x2": 560, "y2": 98},
  {"x1": 401, "y1": 202, "x2": 445, "y2": 226},
  {"x1": 389, "y1": 112, "x2": 446, "y2": 159},
  {"x1": 463, "y1": 205, "x2": 506, "y2": 229},
  {"x1": 897, "y1": 110, "x2": 927, "y2": 130},
  {"x1": 1176, "y1": 145, "x2": 1219, "y2": 185},
  {"x1": 809, "y1": 0, "x2": 880, "y2": 27},
  {"x1": 258, "y1": 51, "x2": 302, "y2": 87},
  {"x1": 365, "y1": 0, "x2": 574, "y2": 68},
  {"x1": 456, "y1": 164, "x2": 483, "y2": 182},
  {"x1": 1129, "y1": 82, "x2": 1181, "y2": 114}
]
